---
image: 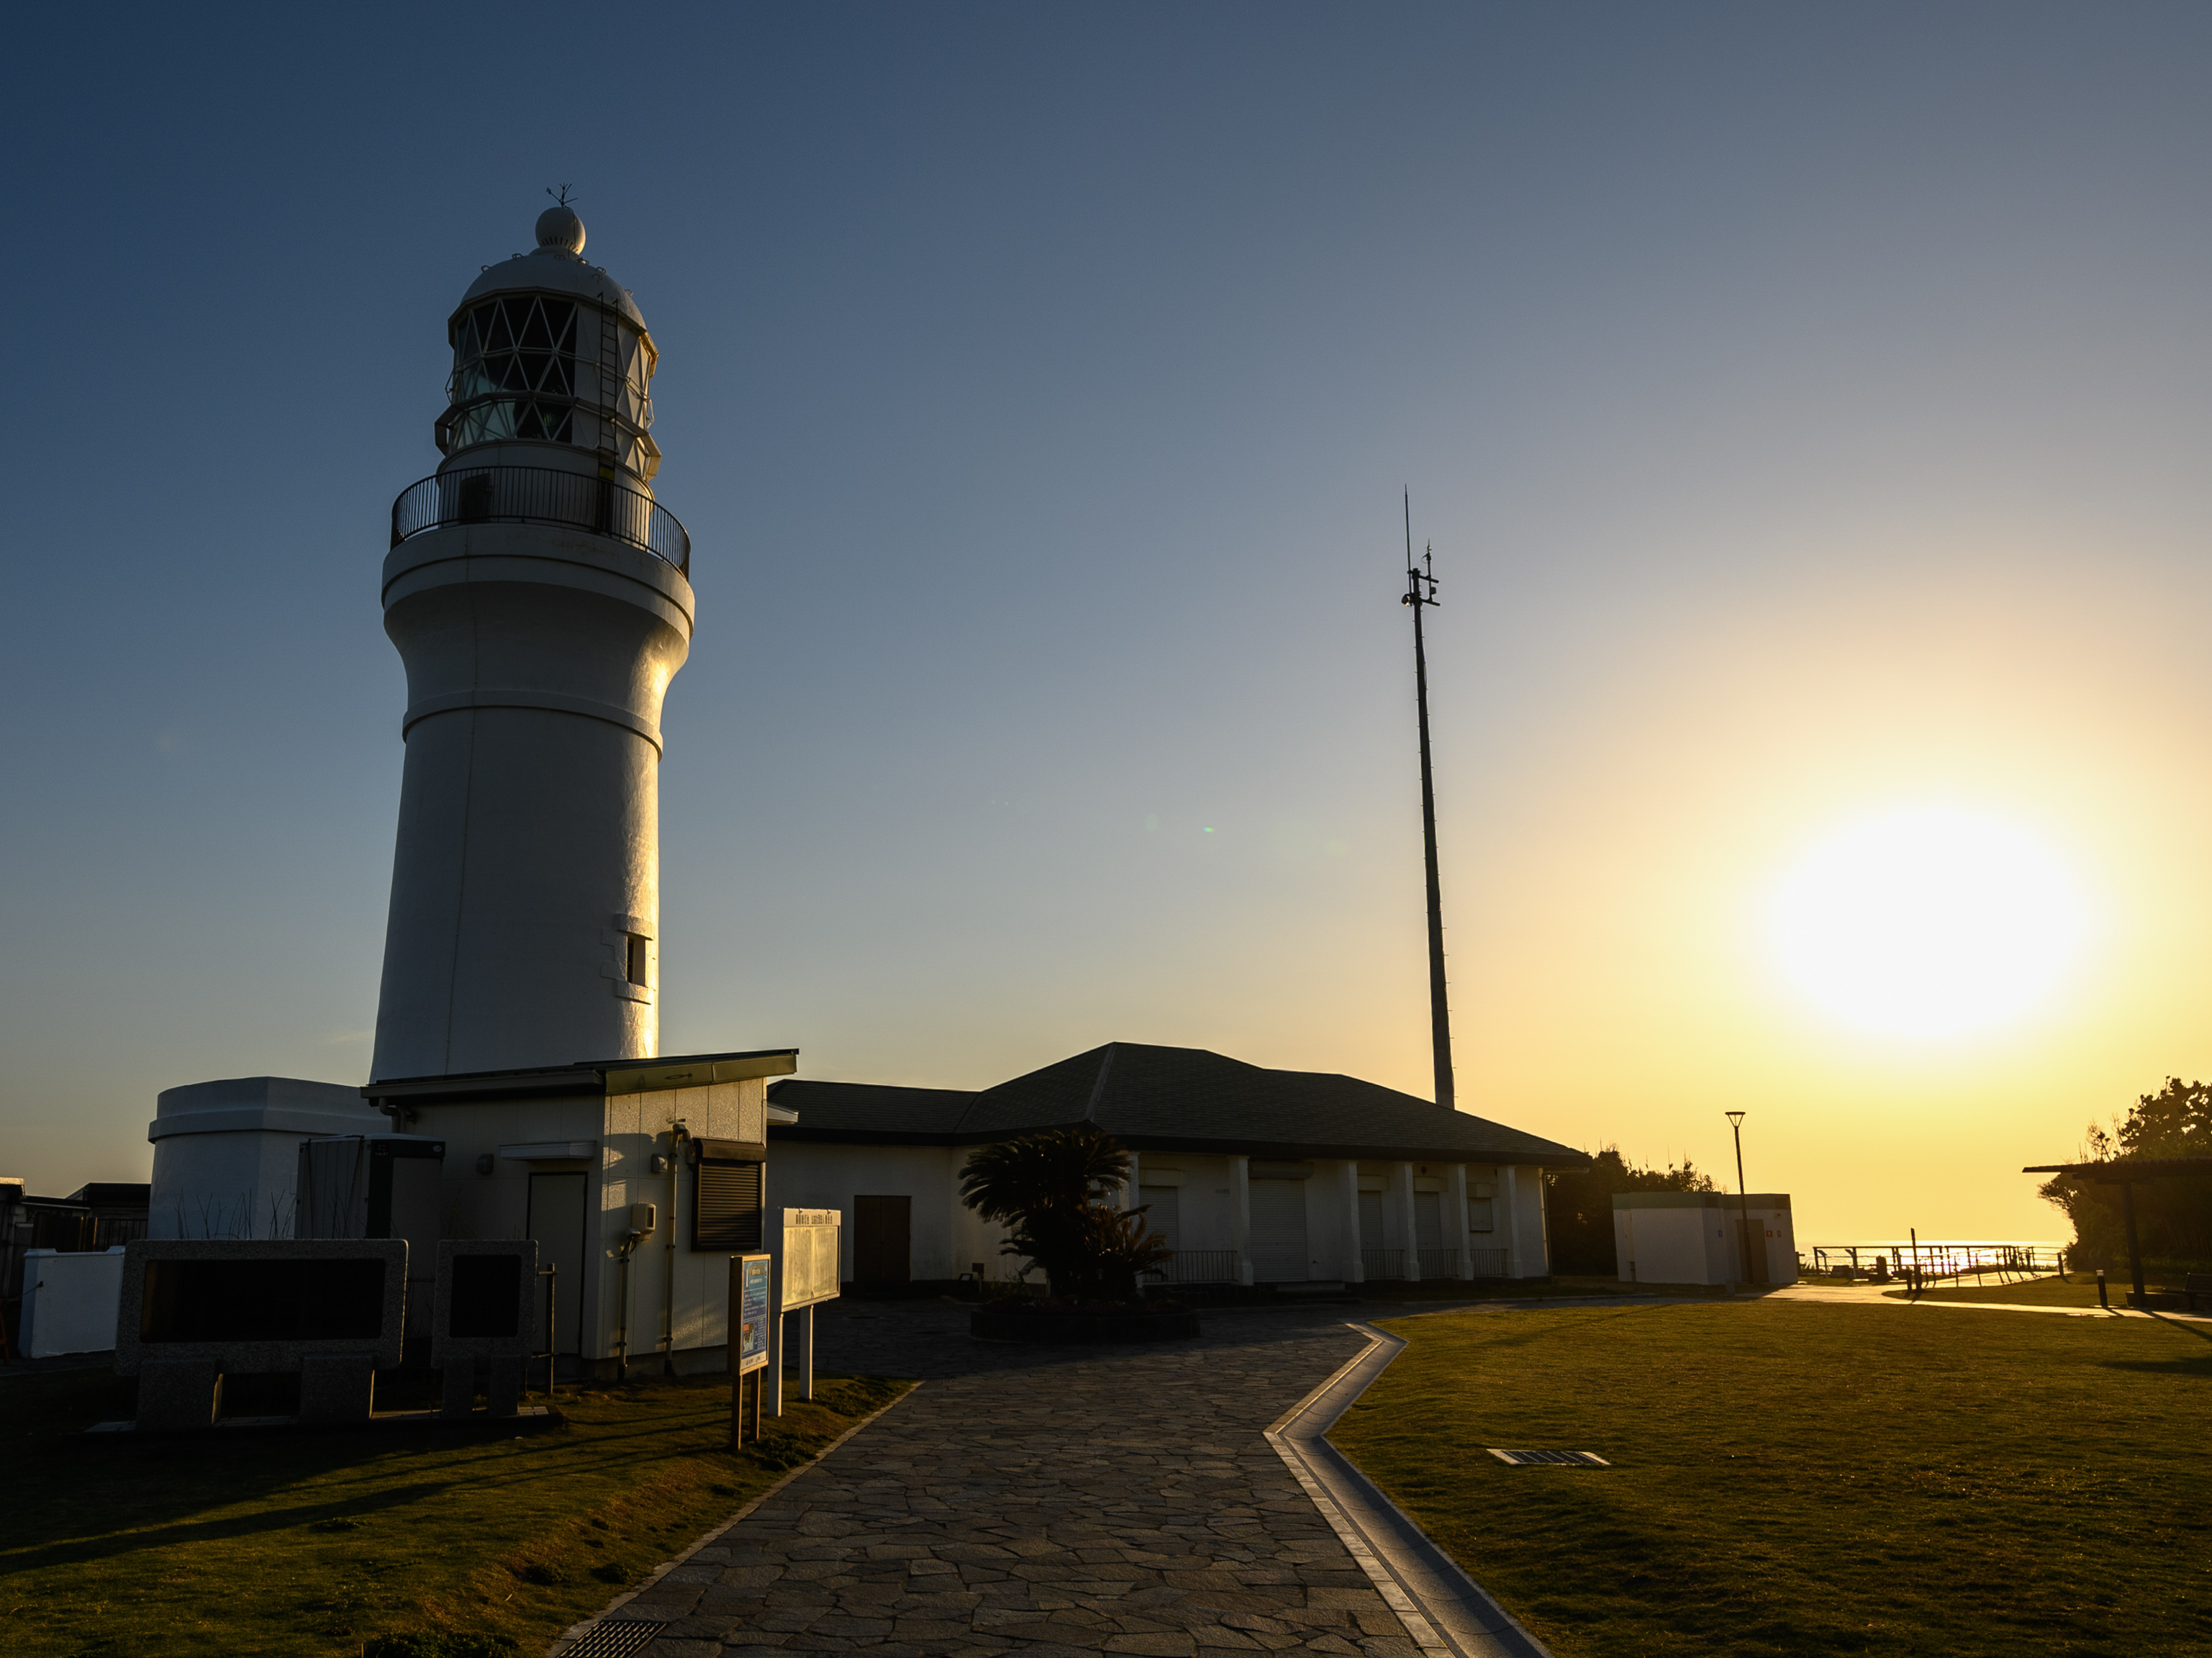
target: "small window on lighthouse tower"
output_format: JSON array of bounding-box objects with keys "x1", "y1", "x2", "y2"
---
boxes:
[{"x1": 625, "y1": 933, "x2": 651, "y2": 987}]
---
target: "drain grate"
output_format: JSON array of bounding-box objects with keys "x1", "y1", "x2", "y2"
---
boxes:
[
  {"x1": 1487, "y1": 1448, "x2": 1610, "y2": 1467},
  {"x1": 559, "y1": 1619, "x2": 668, "y2": 1657}
]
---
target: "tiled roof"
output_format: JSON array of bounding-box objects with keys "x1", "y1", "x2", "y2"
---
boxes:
[{"x1": 769, "y1": 1041, "x2": 1583, "y2": 1167}]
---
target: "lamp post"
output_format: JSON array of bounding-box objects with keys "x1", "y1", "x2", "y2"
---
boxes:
[{"x1": 1725, "y1": 1111, "x2": 1751, "y2": 1288}]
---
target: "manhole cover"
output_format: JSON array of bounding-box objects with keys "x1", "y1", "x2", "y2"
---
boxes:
[
  {"x1": 560, "y1": 1619, "x2": 668, "y2": 1657},
  {"x1": 1487, "y1": 1449, "x2": 1610, "y2": 1467}
]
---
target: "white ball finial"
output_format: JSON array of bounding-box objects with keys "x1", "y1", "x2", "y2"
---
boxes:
[{"x1": 535, "y1": 202, "x2": 586, "y2": 255}]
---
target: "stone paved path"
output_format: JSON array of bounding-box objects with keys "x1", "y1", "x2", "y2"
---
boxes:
[{"x1": 591, "y1": 1302, "x2": 1424, "y2": 1658}]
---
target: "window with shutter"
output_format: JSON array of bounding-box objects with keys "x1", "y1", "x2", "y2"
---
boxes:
[{"x1": 692, "y1": 1159, "x2": 762, "y2": 1251}]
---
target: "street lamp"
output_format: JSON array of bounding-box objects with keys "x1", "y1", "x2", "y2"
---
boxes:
[{"x1": 1725, "y1": 1112, "x2": 1751, "y2": 1288}]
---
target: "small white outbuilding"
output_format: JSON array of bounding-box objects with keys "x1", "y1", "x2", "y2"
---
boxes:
[{"x1": 1613, "y1": 1192, "x2": 1797, "y2": 1287}]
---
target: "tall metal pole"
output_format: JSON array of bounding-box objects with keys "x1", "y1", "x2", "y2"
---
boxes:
[
  {"x1": 1402, "y1": 491, "x2": 1454, "y2": 1111},
  {"x1": 1726, "y1": 1111, "x2": 1750, "y2": 1286}
]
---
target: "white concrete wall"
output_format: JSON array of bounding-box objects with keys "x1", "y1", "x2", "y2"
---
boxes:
[
  {"x1": 1613, "y1": 1201, "x2": 1796, "y2": 1285},
  {"x1": 20, "y1": 1247, "x2": 126, "y2": 1356},
  {"x1": 767, "y1": 1142, "x2": 1011, "y2": 1283}
]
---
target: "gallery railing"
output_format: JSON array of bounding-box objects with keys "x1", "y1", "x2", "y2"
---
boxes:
[
  {"x1": 1361, "y1": 1247, "x2": 1405, "y2": 1281},
  {"x1": 1416, "y1": 1247, "x2": 1460, "y2": 1279},
  {"x1": 390, "y1": 465, "x2": 691, "y2": 576},
  {"x1": 1144, "y1": 1249, "x2": 1241, "y2": 1285},
  {"x1": 1465, "y1": 1246, "x2": 1510, "y2": 1277}
]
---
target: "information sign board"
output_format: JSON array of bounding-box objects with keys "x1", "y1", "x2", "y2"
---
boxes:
[
  {"x1": 779, "y1": 1208, "x2": 843, "y2": 1312},
  {"x1": 733, "y1": 1254, "x2": 771, "y2": 1375}
]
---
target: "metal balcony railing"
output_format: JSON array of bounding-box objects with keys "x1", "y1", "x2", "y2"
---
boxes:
[
  {"x1": 1466, "y1": 1246, "x2": 1510, "y2": 1278},
  {"x1": 1362, "y1": 1247, "x2": 1405, "y2": 1281},
  {"x1": 390, "y1": 465, "x2": 690, "y2": 576},
  {"x1": 1143, "y1": 1249, "x2": 1241, "y2": 1285},
  {"x1": 1416, "y1": 1247, "x2": 1460, "y2": 1279}
]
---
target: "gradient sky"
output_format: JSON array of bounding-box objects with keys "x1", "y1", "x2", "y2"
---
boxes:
[{"x1": 6, "y1": 2, "x2": 2211, "y2": 1242}]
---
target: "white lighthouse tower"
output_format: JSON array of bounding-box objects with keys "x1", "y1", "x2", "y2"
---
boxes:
[{"x1": 370, "y1": 202, "x2": 694, "y2": 1081}]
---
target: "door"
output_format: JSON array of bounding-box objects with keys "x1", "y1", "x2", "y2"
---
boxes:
[
  {"x1": 1138, "y1": 1185, "x2": 1180, "y2": 1254},
  {"x1": 1358, "y1": 1191, "x2": 1384, "y2": 1251},
  {"x1": 1415, "y1": 1192, "x2": 1444, "y2": 1250},
  {"x1": 853, "y1": 1195, "x2": 912, "y2": 1285},
  {"x1": 527, "y1": 1171, "x2": 587, "y2": 1356},
  {"x1": 1248, "y1": 1179, "x2": 1309, "y2": 1282},
  {"x1": 1736, "y1": 1219, "x2": 1768, "y2": 1285}
]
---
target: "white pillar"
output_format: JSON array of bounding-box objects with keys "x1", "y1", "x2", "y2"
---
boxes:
[
  {"x1": 1395, "y1": 1163, "x2": 1419, "y2": 1281},
  {"x1": 1340, "y1": 1161, "x2": 1364, "y2": 1282},
  {"x1": 1125, "y1": 1149, "x2": 1144, "y2": 1297},
  {"x1": 1230, "y1": 1156, "x2": 1253, "y2": 1285},
  {"x1": 1449, "y1": 1164, "x2": 1471, "y2": 1279},
  {"x1": 1502, "y1": 1166, "x2": 1523, "y2": 1278}
]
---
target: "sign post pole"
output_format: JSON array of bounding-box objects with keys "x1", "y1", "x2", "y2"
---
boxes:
[{"x1": 728, "y1": 1252, "x2": 771, "y2": 1447}]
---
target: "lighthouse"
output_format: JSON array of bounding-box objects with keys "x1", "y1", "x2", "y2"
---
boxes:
[{"x1": 370, "y1": 202, "x2": 694, "y2": 1081}]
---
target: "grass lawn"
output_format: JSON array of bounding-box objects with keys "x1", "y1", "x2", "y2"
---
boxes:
[
  {"x1": 1, "y1": 1367, "x2": 909, "y2": 1658},
  {"x1": 1331, "y1": 1300, "x2": 2212, "y2": 1657}
]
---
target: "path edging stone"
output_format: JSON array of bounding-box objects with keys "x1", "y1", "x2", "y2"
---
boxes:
[{"x1": 1265, "y1": 1320, "x2": 1554, "y2": 1658}]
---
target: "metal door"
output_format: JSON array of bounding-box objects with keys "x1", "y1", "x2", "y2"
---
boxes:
[
  {"x1": 527, "y1": 1171, "x2": 587, "y2": 1356},
  {"x1": 1248, "y1": 1179, "x2": 1309, "y2": 1282},
  {"x1": 853, "y1": 1195, "x2": 911, "y2": 1285}
]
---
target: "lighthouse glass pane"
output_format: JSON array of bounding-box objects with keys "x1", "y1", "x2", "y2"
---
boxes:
[{"x1": 448, "y1": 298, "x2": 579, "y2": 453}]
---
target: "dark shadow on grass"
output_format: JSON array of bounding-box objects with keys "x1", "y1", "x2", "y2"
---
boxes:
[{"x1": 1, "y1": 1480, "x2": 458, "y2": 1573}]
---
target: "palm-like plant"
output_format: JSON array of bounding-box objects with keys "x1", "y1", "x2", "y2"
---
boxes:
[{"x1": 959, "y1": 1127, "x2": 1171, "y2": 1301}]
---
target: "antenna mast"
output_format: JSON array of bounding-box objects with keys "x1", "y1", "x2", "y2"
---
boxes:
[{"x1": 1402, "y1": 490, "x2": 1455, "y2": 1110}]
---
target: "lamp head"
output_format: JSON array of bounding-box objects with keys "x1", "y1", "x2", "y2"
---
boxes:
[{"x1": 1725, "y1": 1111, "x2": 1746, "y2": 1128}]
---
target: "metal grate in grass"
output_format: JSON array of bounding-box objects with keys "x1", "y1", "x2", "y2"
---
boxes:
[
  {"x1": 1487, "y1": 1448, "x2": 1610, "y2": 1466},
  {"x1": 558, "y1": 1619, "x2": 669, "y2": 1657}
]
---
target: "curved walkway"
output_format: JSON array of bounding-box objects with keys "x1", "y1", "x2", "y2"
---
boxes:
[{"x1": 555, "y1": 1302, "x2": 1542, "y2": 1658}]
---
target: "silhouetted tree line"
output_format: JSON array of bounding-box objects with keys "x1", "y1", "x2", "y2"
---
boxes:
[
  {"x1": 2039, "y1": 1077, "x2": 2212, "y2": 1272},
  {"x1": 1547, "y1": 1146, "x2": 1718, "y2": 1275}
]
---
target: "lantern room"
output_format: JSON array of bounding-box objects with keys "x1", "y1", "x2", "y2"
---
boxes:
[{"x1": 433, "y1": 201, "x2": 662, "y2": 484}]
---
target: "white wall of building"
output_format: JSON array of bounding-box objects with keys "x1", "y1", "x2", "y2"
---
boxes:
[{"x1": 1613, "y1": 1197, "x2": 1797, "y2": 1287}]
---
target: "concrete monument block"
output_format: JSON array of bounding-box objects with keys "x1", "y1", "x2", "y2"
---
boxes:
[
  {"x1": 117, "y1": 1238, "x2": 409, "y2": 1430},
  {"x1": 299, "y1": 1353, "x2": 378, "y2": 1424},
  {"x1": 429, "y1": 1239, "x2": 539, "y2": 1418},
  {"x1": 136, "y1": 1359, "x2": 222, "y2": 1432}
]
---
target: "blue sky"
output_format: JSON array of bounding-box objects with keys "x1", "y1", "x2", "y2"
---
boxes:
[{"x1": 8, "y1": 3, "x2": 2212, "y2": 1238}]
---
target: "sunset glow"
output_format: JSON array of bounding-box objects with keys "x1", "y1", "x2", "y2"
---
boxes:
[{"x1": 1769, "y1": 808, "x2": 2089, "y2": 1039}]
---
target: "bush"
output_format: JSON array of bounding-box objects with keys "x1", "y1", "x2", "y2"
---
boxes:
[{"x1": 958, "y1": 1128, "x2": 1171, "y2": 1299}]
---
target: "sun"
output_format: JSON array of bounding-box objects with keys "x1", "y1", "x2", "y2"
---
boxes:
[{"x1": 1768, "y1": 807, "x2": 2088, "y2": 1038}]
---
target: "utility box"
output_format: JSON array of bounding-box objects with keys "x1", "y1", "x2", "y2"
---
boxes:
[
  {"x1": 1613, "y1": 1192, "x2": 1797, "y2": 1287},
  {"x1": 297, "y1": 1135, "x2": 445, "y2": 1334}
]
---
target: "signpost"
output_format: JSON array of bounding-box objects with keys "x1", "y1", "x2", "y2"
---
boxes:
[
  {"x1": 769, "y1": 1209, "x2": 841, "y2": 1415},
  {"x1": 728, "y1": 1252, "x2": 771, "y2": 1445}
]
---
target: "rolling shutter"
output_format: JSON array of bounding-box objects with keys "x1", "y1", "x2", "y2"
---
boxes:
[{"x1": 692, "y1": 1158, "x2": 763, "y2": 1251}]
